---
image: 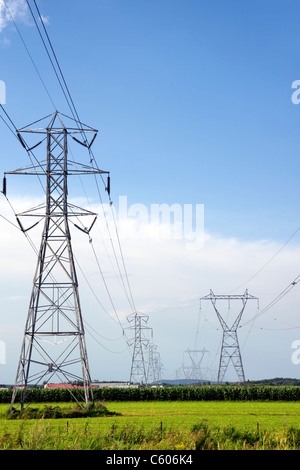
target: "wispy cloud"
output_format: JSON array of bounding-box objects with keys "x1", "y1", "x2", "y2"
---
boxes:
[
  {"x1": 40, "y1": 13, "x2": 48, "y2": 25},
  {"x1": 0, "y1": 35, "x2": 10, "y2": 46},
  {"x1": 0, "y1": 0, "x2": 28, "y2": 33}
]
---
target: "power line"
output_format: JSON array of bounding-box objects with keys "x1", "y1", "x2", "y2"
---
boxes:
[
  {"x1": 1, "y1": 187, "x2": 130, "y2": 354},
  {"x1": 1, "y1": 1, "x2": 144, "y2": 388},
  {"x1": 241, "y1": 274, "x2": 300, "y2": 327},
  {"x1": 201, "y1": 290, "x2": 259, "y2": 383},
  {"x1": 0, "y1": 109, "x2": 122, "y2": 348},
  {"x1": 3, "y1": 0, "x2": 56, "y2": 110},
  {"x1": 1, "y1": 2, "x2": 139, "y2": 356},
  {"x1": 8, "y1": 113, "x2": 97, "y2": 411},
  {"x1": 0, "y1": 105, "x2": 134, "y2": 348},
  {"x1": 89, "y1": 234, "x2": 128, "y2": 333},
  {"x1": 223, "y1": 224, "x2": 300, "y2": 330},
  {"x1": 0, "y1": 103, "x2": 17, "y2": 131},
  {"x1": 92, "y1": 175, "x2": 137, "y2": 313},
  {"x1": 32, "y1": 0, "x2": 82, "y2": 126},
  {"x1": 25, "y1": 0, "x2": 75, "y2": 116},
  {"x1": 27, "y1": 0, "x2": 95, "y2": 150},
  {"x1": 1, "y1": 76, "x2": 134, "y2": 327},
  {"x1": 26, "y1": 0, "x2": 137, "y2": 316},
  {"x1": 227, "y1": 225, "x2": 300, "y2": 294}
]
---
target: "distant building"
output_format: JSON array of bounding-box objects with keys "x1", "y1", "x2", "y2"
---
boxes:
[
  {"x1": 92, "y1": 382, "x2": 134, "y2": 388},
  {"x1": 43, "y1": 382, "x2": 135, "y2": 389},
  {"x1": 44, "y1": 383, "x2": 98, "y2": 389}
]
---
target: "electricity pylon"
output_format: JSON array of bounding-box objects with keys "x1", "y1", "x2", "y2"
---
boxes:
[
  {"x1": 147, "y1": 342, "x2": 163, "y2": 384},
  {"x1": 6, "y1": 111, "x2": 109, "y2": 412},
  {"x1": 125, "y1": 312, "x2": 152, "y2": 385},
  {"x1": 200, "y1": 290, "x2": 259, "y2": 383},
  {"x1": 182, "y1": 348, "x2": 209, "y2": 382}
]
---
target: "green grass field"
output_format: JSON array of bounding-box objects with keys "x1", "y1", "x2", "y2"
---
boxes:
[{"x1": 0, "y1": 401, "x2": 300, "y2": 450}]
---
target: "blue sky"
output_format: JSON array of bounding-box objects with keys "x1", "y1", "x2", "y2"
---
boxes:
[
  {"x1": 2, "y1": 0, "x2": 300, "y2": 237},
  {"x1": 1, "y1": 0, "x2": 300, "y2": 384}
]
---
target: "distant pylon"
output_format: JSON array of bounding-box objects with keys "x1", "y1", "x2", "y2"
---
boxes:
[
  {"x1": 125, "y1": 312, "x2": 152, "y2": 385},
  {"x1": 182, "y1": 348, "x2": 209, "y2": 382},
  {"x1": 147, "y1": 342, "x2": 163, "y2": 384},
  {"x1": 200, "y1": 290, "x2": 259, "y2": 383},
  {"x1": 7, "y1": 112, "x2": 109, "y2": 412}
]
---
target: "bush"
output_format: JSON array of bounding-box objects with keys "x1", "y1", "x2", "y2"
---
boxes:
[{"x1": 7, "y1": 401, "x2": 118, "y2": 420}]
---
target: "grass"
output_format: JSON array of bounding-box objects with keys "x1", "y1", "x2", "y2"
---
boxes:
[{"x1": 0, "y1": 400, "x2": 299, "y2": 450}]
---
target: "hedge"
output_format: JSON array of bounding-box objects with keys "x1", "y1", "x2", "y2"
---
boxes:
[{"x1": 0, "y1": 385, "x2": 300, "y2": 404}]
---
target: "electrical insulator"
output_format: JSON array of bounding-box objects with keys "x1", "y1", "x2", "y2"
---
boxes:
[
  {"x1": 106, "y1": 175, "x2": 110, "y2": 196},
  {"x1": 2, "y1": 175, "x2": 6, "y2": 196}
]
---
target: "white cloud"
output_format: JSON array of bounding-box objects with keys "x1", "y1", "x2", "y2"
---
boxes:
[
  {"x1": 0, "y1": 36, "x2": 10, "y2": 46},
  {"x1": 1, "y1": 195, "x2": 300, "y2": 383},
  {"x1": 40, "y1": 14, "x2": 48, "y2": 25},
  {"x1": 0, "y1": 0, "x2": 28, "y2": 33}
]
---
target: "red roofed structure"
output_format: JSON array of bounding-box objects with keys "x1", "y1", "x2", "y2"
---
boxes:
[{"x1": 44, "y1": 383, "x2": 98, "y2": 389}]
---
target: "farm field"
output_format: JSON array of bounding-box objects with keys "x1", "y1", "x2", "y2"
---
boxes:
[{"x1": 0, "y1": 400, "x2": 300, "y2": 450}]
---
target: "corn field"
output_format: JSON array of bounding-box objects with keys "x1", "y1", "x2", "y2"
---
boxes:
[{"x1": 1, "y1": 385, "x2": 300, "y2": 403}]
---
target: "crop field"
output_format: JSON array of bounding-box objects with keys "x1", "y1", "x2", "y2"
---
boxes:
[{"x1": 0, "y1": 399, "x2": 300, "y2": 450}]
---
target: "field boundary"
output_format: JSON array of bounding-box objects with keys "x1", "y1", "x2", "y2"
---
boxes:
[{"x1": 1, "y1": 385, "x2": 300, "y2": 403}]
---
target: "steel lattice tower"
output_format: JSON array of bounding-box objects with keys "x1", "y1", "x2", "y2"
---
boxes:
[
  {"x1": 125, "y1": 312, "x2": 151, "y2": 385},
  {"x1": 200, "y1": 290, "x2": 259, "y2": 383},
  {"x1": 182, "y1": 348, "x2": 209, "y2": 382},
  {"x1": 147, "y1": 342, "x2": 163, "y2": 384},
  {"x1": 7, "y1": 112, "x2": 109, "y2": 412}
]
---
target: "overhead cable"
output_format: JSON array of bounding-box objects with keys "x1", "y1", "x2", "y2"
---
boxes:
[
  {"x1": 3, "y1": 0, "x2": 56, "y2": 110},
  {"x1": 241, "y1": 274, "x2": 300, "y2": 327}
]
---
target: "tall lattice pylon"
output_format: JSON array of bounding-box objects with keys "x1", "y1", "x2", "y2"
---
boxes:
[
  {"x1": 200, "y1": 290, "x2": 259, "y2": 383},
  {"x1": 7, "y1": 112, "x2": 109, "y2": 412},
  {"x1": 182, "y1": 348, "x2": 209, "y2": 382},
  {"x1": 147, "y1": 342, "x2": 163, "y2": 384},
  {"x1": 125, "y1": 312, "x2": 152, "y2": 385}
]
